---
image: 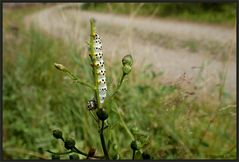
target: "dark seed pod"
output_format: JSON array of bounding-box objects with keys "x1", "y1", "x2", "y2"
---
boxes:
[
  {"x1": 130, "y1": 140, "x2": 140, "y2": 151},
  {"x1": 51, "y1": 154, "x2": 60, "y2": 160},
  {"x1": 52, "y1": 129, "x2": 63, "y2": 140},
  {"x1": 69, "y1": 154, "x2": 80, "y2": 160},
  {"x1": 96, "y1": 109, "x2": 108, "y2": 121},
  {"x1": 64, "y1": 138, "x2": 76, "y2": 150},
  {"x1": 122, "y1": 54, "x2": 133, "y2": 66},
  {"x1": 142, "y1": 152, "x2": 151, "y2": 160}
]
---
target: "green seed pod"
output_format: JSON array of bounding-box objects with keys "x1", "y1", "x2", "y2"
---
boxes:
[
  {"x1": 64, "y1": 138, "x2": 76, "y2": 150},
  {"x1": 96, "y1": 109, "x2": 108, "y2": 121},
  {"x1": 130, "y1": 140, "x2": 140, "y2": 151},
  {"x1": 142, "y1": 152, "x2": 151, "y2": 160},
  {"x1": 69, "y1": 154, "x2": 80, "y2": 160},
  {"x1": 51, "y1": 154, "x2": 60, "y2": 160},
  {"x1": 122, "y1": 64, "x2": 132, "y2": 75},
  {"x1": 122, "y1": 55, "x2": 133, "y2": 66},
  {"x1": 52, "y1": 129, "x2": 63, "y2": 139}
]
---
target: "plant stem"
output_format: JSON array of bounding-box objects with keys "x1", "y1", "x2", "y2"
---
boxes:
[
  {"x1": 89, "y1": 19, "x2": 101, "y2": 108},
  {"x1": 132, "y1": 150, "x2": 136, "y2": 160},
  {"x1": 54, "y1": 63, "x2": 95, "y2": 90},
  {"x1": 89, "y1": 111, "x2": 101, "y2": 129},
  {"x1": 100, "y1": 121, "x2": 110, "y2": 159},
  {"x1": 46, "y1": 150, "x2": 73, "y2": 155},
  {"x1": 110, "y1": 73, "x2": 126, "y2": 99},
  {"x1": 116, "y1": 106, "x2": 134, "y2": 140},
  {"x1": 72, "y1": 146, "x2": 104, "y2": 159},
  {"x1": 65, "y1": 70, "x2": 95, "y2": 90}
]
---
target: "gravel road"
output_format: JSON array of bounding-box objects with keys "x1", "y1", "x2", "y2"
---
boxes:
[{"x1": 26, "y1": 4, "x2": 236, "y2": 98}]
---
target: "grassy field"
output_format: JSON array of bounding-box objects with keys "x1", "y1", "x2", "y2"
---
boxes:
[
  {"x1": 3, "y1": 5, "x2": 236, "y2": 160},
  {"x1": 80, "y1": 3, "x2": 236, "y2": 27}
]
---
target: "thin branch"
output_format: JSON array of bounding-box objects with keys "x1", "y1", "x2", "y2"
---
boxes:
[
  {"x1": 99, "y1": 121, "x2": 110, "y2": 159},
  {"x1": 116, "y1": 105, "x2": 134, "y2": 140},
  {"x1": 54, "y1": 63, "x2": 95, "y2": 90},
  {"x1": 132, "y1": 150, "x2": 136, "y2": 160},
  {"x1": 65, "y1": 70, "x2": 95, "y2": 90},
  {"x1": 72, "y1": 146, "x2": 104, "y2": 159},
  {"x1": 89, "y1": 110, "x2": 101, "y2": 129},
  {"x1": 109, "y1": 73, "x2": 126, "y2": 99},
  {"x1": 46, "y1": 150, "x2": 73, "y2": 155}
]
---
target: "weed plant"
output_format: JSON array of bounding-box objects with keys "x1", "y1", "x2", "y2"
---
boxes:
[
  {"x1": 3, "y1": 6, "x2": 236, "y2": 160},
  {"x1": 48, "y1": 19, "x2": 140, "y2": 160}
]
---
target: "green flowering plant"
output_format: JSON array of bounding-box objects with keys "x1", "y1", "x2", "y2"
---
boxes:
[{"x1": 45, "y1": 19, "x2": 150, "y2": 160}]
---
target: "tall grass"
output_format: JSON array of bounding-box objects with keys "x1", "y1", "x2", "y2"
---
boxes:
[
  {"x1": 80, "y1": 3, "x2": 236, "y2": 26},
  {"x1": 3, "y1": 5, "x2": 236, "y2": 159}
]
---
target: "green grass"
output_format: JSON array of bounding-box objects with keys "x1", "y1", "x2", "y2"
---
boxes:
[
  {"x1": 3, "y1": 5, "x2": 236, "y2": 160},
  {"x1": 79, "y1": 3, "x2": 236, "y2": 27}
]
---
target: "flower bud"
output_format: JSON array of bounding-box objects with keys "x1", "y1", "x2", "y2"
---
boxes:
[
  {"x1": 51, "y1": 154, "x2": 60, "y2": 160},
  {"x1": 122, "y1": 55, "x2": 133, "y2": 66},
  {"x1": 130, "y1": 140, "x2": 140, "y2": 151},
  {"x1": 69, "y1": 154, "x2": 79, "y2": 160},
  {"x1": 64, "y1": 138, "x2": 76, "y2": 150},
  {"x1": 54, "y1": 63, "x2": 66, "y2": 72},
  {"x1": 52, "y1": 129, "x2": 63, "y2": 140},
  {"x1": 122, "y1": 64, "x2": 132, "y2": 75},
  {"x1": 96, "y1": 109, "x2": 108, "y2": 121}
]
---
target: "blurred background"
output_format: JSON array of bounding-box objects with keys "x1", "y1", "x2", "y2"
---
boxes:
[{"x1": 3, "y1": 2, "x2": 236, "y2": 159}]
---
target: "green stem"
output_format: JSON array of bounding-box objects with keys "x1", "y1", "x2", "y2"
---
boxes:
[
  {"x1": 132, "y1": 150, "x2": 136, "y2": 160},
  {"x1": 46, "y1": 150, "x2": 73, "y2": 155},
  {"x1": 89, "y1": 19, "x2": 101, "y2": 108},
  {"x1": 89, "y1": 111, "x2": 100, "y2": 129},
  {"x1": 100, "y1": 121, "x2": 110, "y2": 159},
  {"x1": 65, "y1": 70, "x2": 95, "y2": 90},
  {"x1": 72, "y1": 146, "x2": 104, "y2": 159},
  {"x1": 75, "y1": 80, "x2": 95, "y2": 90},
  {"x1": 110, "y1": 73, "x2": 126, "y2": 99},
  {"x1": 117, "y1": 107, "x2": 134, "y2": 140}
]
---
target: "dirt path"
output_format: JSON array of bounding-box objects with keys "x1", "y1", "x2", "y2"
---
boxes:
[{"x1": 26, "y1": 4, "x2": 236, "y2": 98}]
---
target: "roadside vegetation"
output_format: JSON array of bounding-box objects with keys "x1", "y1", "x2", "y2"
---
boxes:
[
  {"x1": 3, "y1": 4, "x2": 236, "y2": 159},
  {"x1": 80, "y1": 3, "x2": 236, "y2": 27}
]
